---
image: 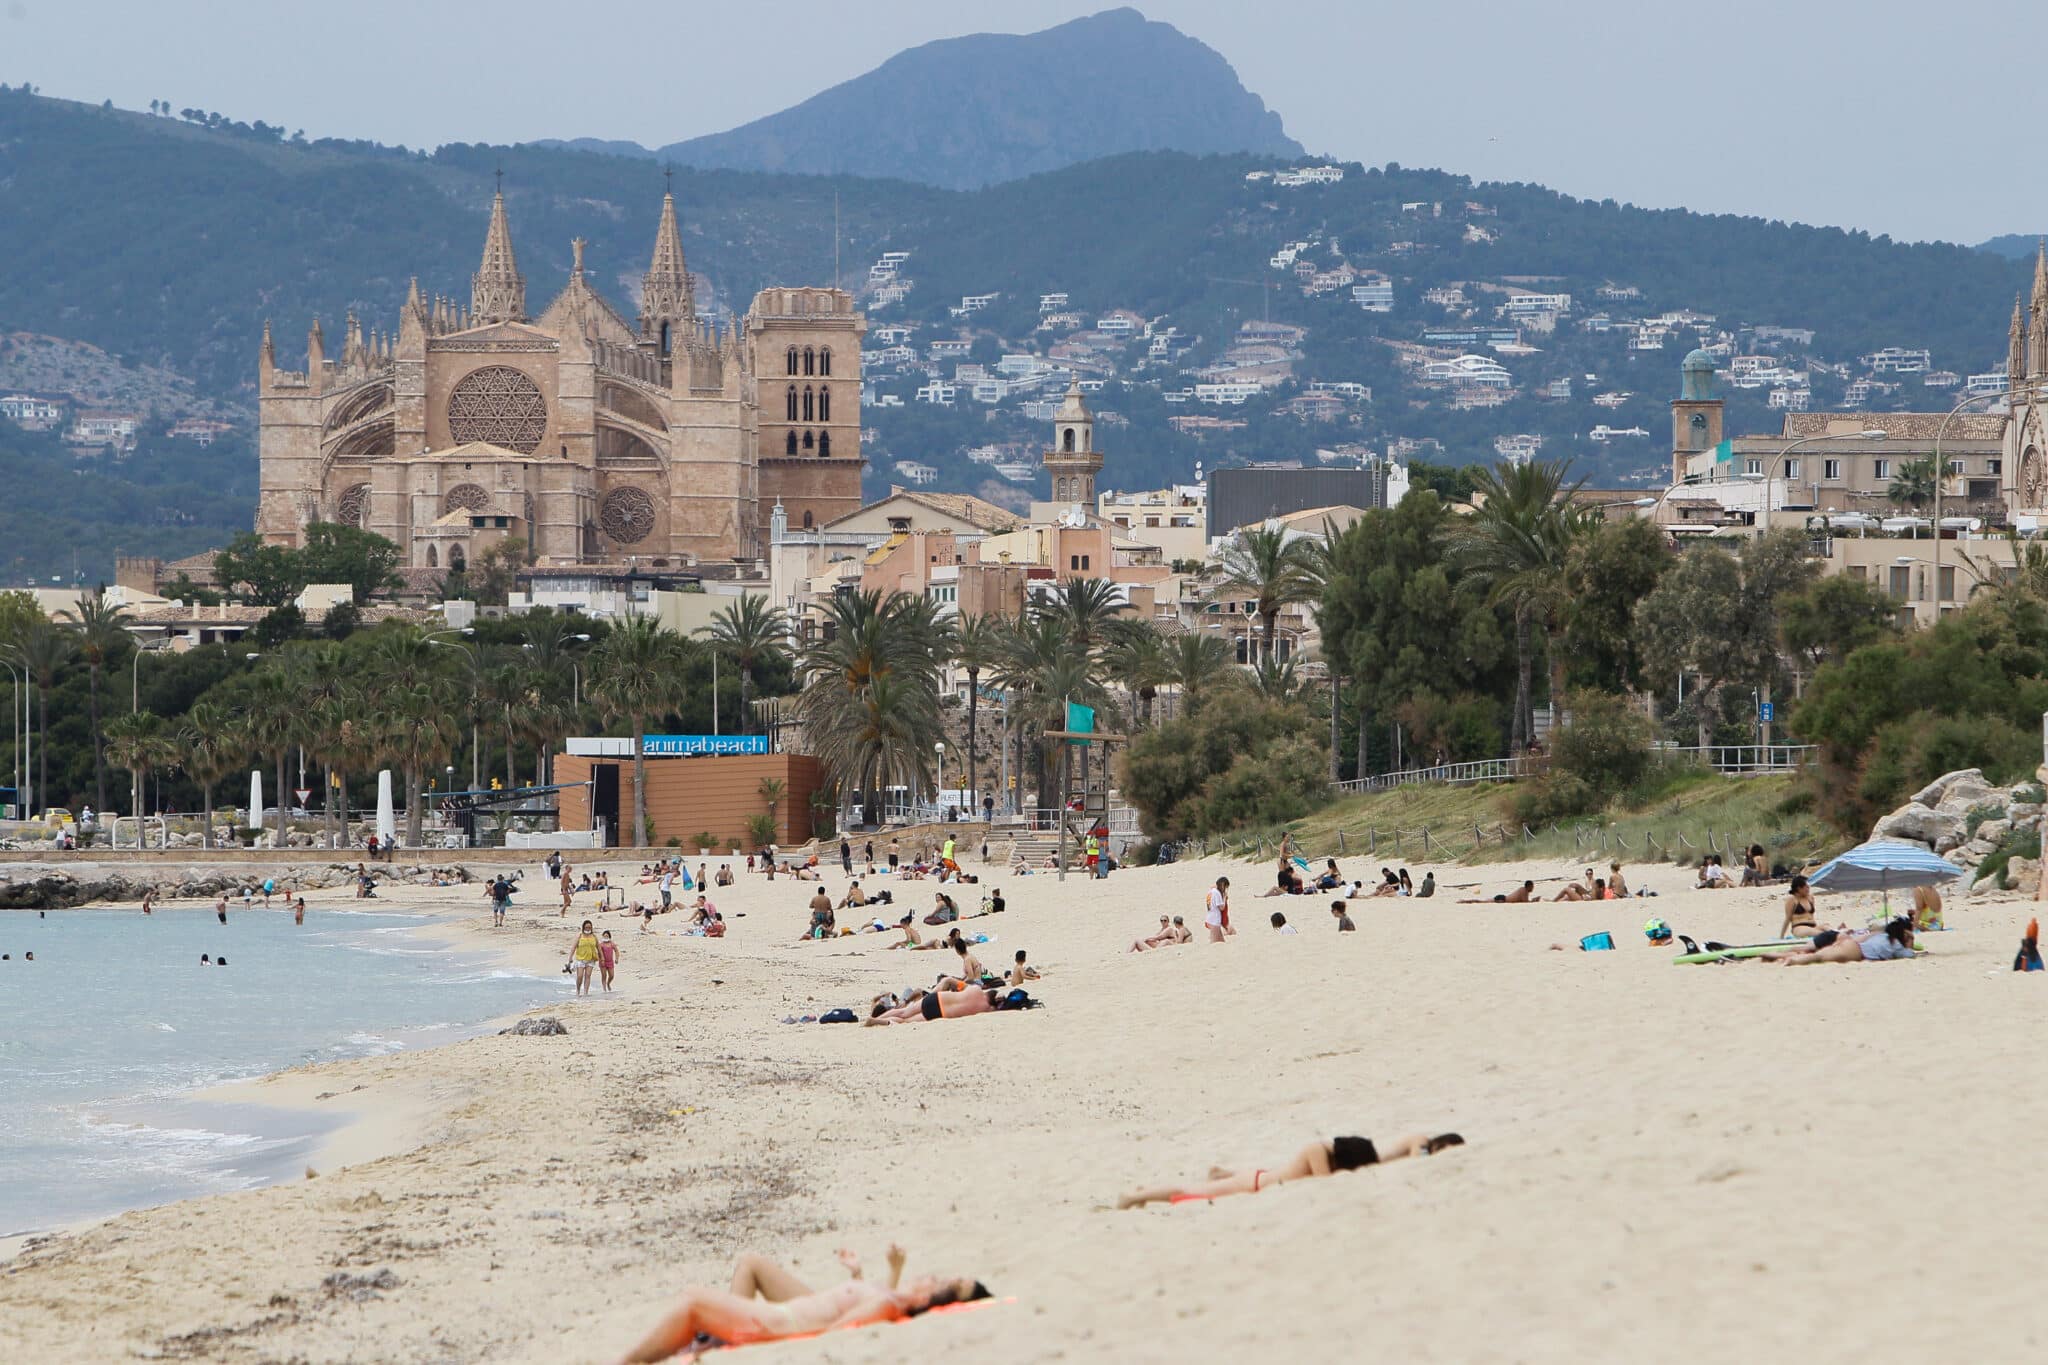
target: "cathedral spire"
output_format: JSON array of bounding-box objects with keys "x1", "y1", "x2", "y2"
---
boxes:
[
  {"x1": 639, "y1": 189, "x2": 694, "y2": 353},
  {"x1": 471, "y1": 183, "x2": 526, "y2": 323},
  {"x1": 2034, "y1": 240, "x2": 2048, "y2": 311}
]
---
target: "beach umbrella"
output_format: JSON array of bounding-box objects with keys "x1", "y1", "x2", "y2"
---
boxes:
[
  {"x1": 1807, "y1": 838, "x2": 1960, "y2": 911},
  {"x1": 249, "y1": 770, "x2": 264, "y2": 831},
  {"x1": 376, "y1": 770, "x2": 396, "y2": 846}
]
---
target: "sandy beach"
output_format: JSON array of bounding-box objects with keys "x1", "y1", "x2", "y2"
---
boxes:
[{"x1": 3, "y1": 850, "x2": 2045, "y2": 1364}]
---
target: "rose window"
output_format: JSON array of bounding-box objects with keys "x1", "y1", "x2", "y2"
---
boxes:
[{"x1": 446, "y1": 365, "x2": 548, "y2": 452}]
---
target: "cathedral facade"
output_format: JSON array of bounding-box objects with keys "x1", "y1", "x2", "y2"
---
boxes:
[{"x1": 256, "y1": 190, "x2": 864, "y2": 570}]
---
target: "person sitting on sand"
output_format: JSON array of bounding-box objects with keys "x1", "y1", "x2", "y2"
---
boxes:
[
  {"x1": 1008, "y1": 950, "x2": 1039, "y2": 986},
  {"x1": 887, "y1": 914, "x2": 923, "y2": 950},
  {"x1": 1261, "y1": 866, "x2": 1305, "y2": 898},
  {"x1": 805, "y1": 890, "x2": 836, "y2": 941},
  {"x1": 1397, "y1": 869, "x2": 1414, "y2": 896},
  {"x1": 1130, "y1": 916, "x2": 1191, "y2": 952},
  {"x1": 1911, "y1": 884, "x2": 1945, "y2": 933},
  {"x1": 864, "y1": 985, "x2": 1003, "y2": 1025},
  {"x1": 1607, "y1": 862, "x2": 1629, "y2": 898},
  {"x1": 1330, "y1": 900, "x2": 1355, "y2": 932},
  {"x1": 1270, "y1": 911, "x2": 1298, "y2": 934},
  {"x1": 1314, "y1": 858, "x2": 1343, "y2": 891},
  {"x1": 1762, "y1": 917, "x2": 1918, "y2": 965},
  {"x1": 1459, "y1": 880, "x2": 1535, "y2": 904},
  {"x1": 1370, "y1": 868, "x2": 1402, "y2": 898},
  {"x1": 1740, "y1": 844, "x2": 1772, "y2": 888},
  {"x1": 941, "y1": 936, "x2": 986, "y2": 988},
  {"x1": 1779, "y1": 875, "x2": 1820, "y2": 938},
  {"x1": 1695, "y1": 855, "x2": 1729, "y2": 890},
  {"x1": 620, "y1": 1244, "x2": 990, "y2": 1362},
  {"x1": 1115, "y1": 1132, "x2": 1465, "y2": 1208},
  {"x1": 923, "y1": 892, "x2": 960, "y2": 925}
]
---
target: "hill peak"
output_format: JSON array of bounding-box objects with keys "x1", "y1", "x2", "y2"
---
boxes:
[{"x1": 537, "y1": 8, "x2": 1302, "y2": 188}]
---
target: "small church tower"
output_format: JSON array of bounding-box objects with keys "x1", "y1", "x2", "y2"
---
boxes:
[
  {"x1": 1044, "y1": 379, "x2": 1104, "y2": 506},
  {"x1": 1670, "y1": 347, "x2": 1723, "y2": 482},
  {"x1": 471, "y1": 186, "x2": 526, "y2": 323},
  {"x1": 640, "y1": 189, "x2": 694, "y2": 357}
]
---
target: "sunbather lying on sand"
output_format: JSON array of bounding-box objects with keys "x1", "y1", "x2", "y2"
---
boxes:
[
  {"x1": 619, "y1": 1244, "x2": 989, "y2": 1362},
  {"x1": 1459, "y1": 881, "x2": 1534, "y2": 903},
  {"x1": 1761, "y1": 917, "x2": 1918, "y2": 964},
  {"x1": 1129, "y1": 915, "x2": 1191, "y2": 951},
  {"x1": 864, "y1": 985, "x2": 1002, "y2": 1025},
  {"x1": 1116, "y1": 1132, "x2": 1464, "y2": 1208}
]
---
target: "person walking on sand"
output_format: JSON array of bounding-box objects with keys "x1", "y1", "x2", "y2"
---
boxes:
[
  {"x1": 560, "y1": 864, "x2": 574, "y2": 916},
  {"x1": 598, "y1": 930, "x2": 620, "y2": 991},
  {"x1": 570, "y1": 920, "x2": 600, "y2": 995},
  {"x1": 1205, "y1": 877, "x2": 1233, "y2": 942},
  {"x1": 490, "y1": 875, "x2": 512, "y2": 928}
]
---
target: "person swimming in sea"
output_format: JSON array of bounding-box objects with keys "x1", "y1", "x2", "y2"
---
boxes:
[
  {"x1": 1116, "y1": 1132, "x2": 1465, "y2": 1208},
  {"x1": 215, "y1": 898, "x2": 228, "y2": 925}
]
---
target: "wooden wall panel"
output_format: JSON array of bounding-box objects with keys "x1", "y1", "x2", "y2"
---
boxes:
[{"x1": 556, "y1": 753, "x2": 822, "y2": 849}]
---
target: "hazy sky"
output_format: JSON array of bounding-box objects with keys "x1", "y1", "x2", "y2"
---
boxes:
[{"x1": 2, "y1": 0, "x2": 2036, "y2": 244}]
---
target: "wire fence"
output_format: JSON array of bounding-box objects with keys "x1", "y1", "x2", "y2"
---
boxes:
[
  {"x1": 1330, "y1": 745, "x2": 1817, "y2": 796},
  {"x1": 1160, "y1": 816, "x2": 1821, "y2": 872}
]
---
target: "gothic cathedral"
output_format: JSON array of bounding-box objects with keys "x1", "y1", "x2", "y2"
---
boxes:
[{"x1": 255, "y1": 188, "x2": 865, "y2": 570}]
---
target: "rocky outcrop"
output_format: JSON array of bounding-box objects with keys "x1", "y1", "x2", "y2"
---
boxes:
[
  {"x1": 0, "y1": 863, "x2": 475, "y2": 910},
  {"x1": 501, "y1": 1017, "x2": 567, "y2": 1036},
  {"x1": 1869, "y1": 769, "x2": 2044, "y2": 894}
]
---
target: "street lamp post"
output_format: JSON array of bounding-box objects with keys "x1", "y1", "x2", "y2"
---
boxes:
[
  {"x1": 428, "y1": 629, "x2": 480, "y2": 793},
  {"x1": 2, "y1": 659, "x2": 21, "y2": 821},
  {"x1": 1932, "y1": 393, "x2": 2004, "y2": 620},
  {"x1": 934, "y1": 741, "x2": 946, "y2": 817}
]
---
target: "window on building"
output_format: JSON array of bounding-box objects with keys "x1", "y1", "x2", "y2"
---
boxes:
[
  {"x1": 1069, "y1": 555, "x2": 1080, "y2": 571},
  {"x1": 1887, "y1": 565, "x2": 1909, "y2": 599},
  {"x1": 1080, "y1": 555, "x2": 1091, "y2": 571},
  {"x1": 786, "y1": 386, "x2": 798, "y2": 421},
  {"x1": 427, "y1": 545, "x2": 438, "y2": 567},
  {"x1": 1947, "y1": 459, "x2": 1965, "y2": 475},
  {"x1": 1823, "y1": 459, "x2": 1841, "y2": 480},
  {"x1": 785, "y1": 431, "x2": 798, "y2": 455},
  {"x1": 819, "y1": 347, "x2": 832, "y2": 376},
  {"x1": 802, "y1": 510, "x2": 813, "y2": 529},
  {"x1": 803, "y1": 347, "x2": 815, "y2": 376},
  {"x1": 818, "y1": 431, "x2": 831, "y2": 457},
  {"x1": 1938, "y1": 566, "x2": 1956, "y2": 602},
  {"x1": 1989, "y1": 459, "x2": 2003, "y2": 476},
  {"x1": 802, "y1": 387, "x2": 814, "y2": 422},
  {"x1": 1874, "y1": 459, "x2": 1890, "y2": 480},
  {"x1": 786, "y1": 347, "x2": 798, "y2": 376},
  {"x1": 818, "y1": 387, "x2": 830, "y2": 422},
  {"x1": 1063, "y1": 427, "x2": 1076, "y2": 453},
  {"x1": 1783, "y1": 457, "x2": 1799, "y2": 480},
  {"x1": 802, "y1": 430, "x2": 815, "y2": 451},
  {"x1": 1744, "y1": 458, "x2": 1763, "y2": 476}
]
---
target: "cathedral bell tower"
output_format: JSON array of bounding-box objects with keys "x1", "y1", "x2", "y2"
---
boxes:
[
  {"x1": 471, "y1": 184, "x2": 526, "y2": 324},
  {"x1": 1670, "y1": 347, "x2": 1723, "y2": 483},
  {"x1": 1043, "y1": 379, "x2": 1104, "y2": 506},
  {"x1": 639, "y1": 188, "x2": 695, "y2": 358}
]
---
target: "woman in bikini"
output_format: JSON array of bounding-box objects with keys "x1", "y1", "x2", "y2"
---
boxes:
[
  {"x1": 1779, "y1": 875, "x2": 1820, "y2": 938},
  {"x1": 1115, "y1": 1131, "x2": 1465, "y2": 1208},
  {"x1": 619, "y1": 1244, "x2": 989, "y2": 1362}
]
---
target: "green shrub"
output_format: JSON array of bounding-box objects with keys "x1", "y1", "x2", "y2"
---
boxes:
[
  {"x1": 1182, "y1": 734, "x2": 1330, "y2": 836},
  {"x1": 743, "y1": 812, "x2": 776, "y2": 848},
  {"x1": 692, "y1": 831, "x2": 719, "y2": 850},
  {"x1": 1551, "y1": 689, "x2": 1654, "y2": 795},
  {"x1": 2016, "y1": 783, "x2": 2046, "y2": 806},
  {"x1": 1510, "y1": 770, "x2": 1597, "y2": 825},
  {"x1": 1964, "y1": 801, "x2": 2008, "y2": 840},
  {"x1": 1774, "y1": 785, "x2": 1817, "y2": 817},
  {"x1": 1975, "y1": 825, "x2": 2042, "y2": 890},
  {"x1": 665, "y1": 835, "x2": 682, "y2": 847},
  {"x1": 1121, "y1": 681, "x2": 1326, "y2": 839}
]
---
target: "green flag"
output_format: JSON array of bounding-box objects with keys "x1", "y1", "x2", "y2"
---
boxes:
[
  {"x1": 1065, "y1": 701, "x2": 1095, "y2": 745},
  {"x1": 1713, "y1": 438, "x2": 1734, "y2": 463}
]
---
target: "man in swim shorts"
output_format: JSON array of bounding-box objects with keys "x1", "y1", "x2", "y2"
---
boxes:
[{"x1": 863, "y1": 986, "x2": 1002, "y2": 1025}]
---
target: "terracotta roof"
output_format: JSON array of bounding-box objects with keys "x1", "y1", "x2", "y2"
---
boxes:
[{"x1": 893, "y1": 490, "x2": 1019, "y2": 532}]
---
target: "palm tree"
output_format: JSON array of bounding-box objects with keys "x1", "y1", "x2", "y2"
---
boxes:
[
  {"x1": 15, "y1": 622, "x2": 74, "y2": 811},
  {"x1": 1888, "y1": 457, "x2": 1937, "y2": 521},
  {"x1": 1452, "y1": 459, "x2": 1584, "y2": 755},
  {"x1": 1160, "y1": 631, "x2": 1230, "y2": 707},
  {"x1": 242, "y1": 667, "x2": 302, "y2": 833},
  {"x1": 476, "y1": 659, "x2": 539, "y2": 791},
  {"x1": 1036, "y1": 576, "x2": 1129, "y2": 657},
  {"x1": 950, "y1": 612, "x2": 1004, "y2": 804},
  {"x1": 758, "y1": 776, "x2": 787, "y2": 837},
  {"x1": 1101, "y1": 620, "x2": 1168, "y2": 728},
  {"x1": 797, "y1": 590, "x2": 946, "y2": 822},
  {"x1": 587, "y1": 617, "x2": 691, "y2": 847},
  {"x1": 701, "y1": 595, "x2": 790, "y2": 736},
  {"x1": 103, "y1": 710, "x2": 176, "y2": 845},
  {"x1": 379, "y1": 681, "x2": 460, "y2": 847},
  {"x1": 60, "y1": 590, "x2": 134, "y2": 819},
  {"x1": 179, "y1": 701, "x2": 245, "y2": 849},
  {"x1": 1209, "y1": 525, "x2": 1320, "y2": 664}
]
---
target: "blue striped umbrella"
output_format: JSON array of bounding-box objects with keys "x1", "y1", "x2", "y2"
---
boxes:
[{"x1": 1808, "y1": 838, "x2": 1961, "y2": 909}]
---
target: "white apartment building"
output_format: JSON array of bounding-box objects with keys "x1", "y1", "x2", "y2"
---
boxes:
[
  {"x1": 1504, "y1": 291, "x2": 1572, "y2": 317},
  {"x1": 1273, "y1": 165, "x2": 1345, "y2": 186},
  {"x1": 929, "y1": 338, "x2": 973, "y2": 360},
  {"x1": 1860, "y1": 347, "x2": 1932, "y2": 374},
  {"x1": 1094, "y1": 313, "x2": 1140, "y2": 336},
  {"x1": 1921, "y1": 370, "x2": 1963, "y2": 389},
  {"x1": 1195, "y1": 381, "x2": 1263, "y2": 405},
  {"x1": 1421, "y1": 354, "x2": 1512, "y2": 389},
  {"x1": 1768, "y1": 387, "x2": 1812, "y2": 411},
  {"x1": 1588, "y1": 425, "x2": 1649, "y2": 442},
  {"x1": 892, "y1": 460, "x2": 938, "y2": 485},
  {"x1": 1966, "y1": 371, "x2": 2012, "y2": 397},
  {"x1": 1422, "y1": 286, "x2": 1467, "y2": 308},
  {"x1": 871, "y1": 324, "x2": 914, "y2": 345},
  {"x1": 1351, "y1": 276, "x2": 1394, "y2": 312},
  {"x1": 915, "y1": 381, "x2": 958, "y2": 406},
  {"x1": 0, "y1": 394, "x2": 62, "y2": 428},
  {"x1": 1493, "y1": 433, "x2": 1543, "y2": 464},
  {"x1": 1307, "y1": 381, "x2": 1372, "y2": 401},
  {"x1": 68, "y1": 411, "x2": 140, "y2": 446},
  {"x1": 1592, "y1": 391, "x2": 1632, "y2": 408},
  {"x1": 870, "y1": 281, "x2": 911, "y2": 307}
]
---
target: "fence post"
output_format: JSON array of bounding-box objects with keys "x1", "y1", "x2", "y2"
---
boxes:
[
  {"x1": 1473, "y1": 824, "x2": 1484, "y2": 849},
  {"x1": 1394, "y1": 828, "x2": 1403, "y2": 858},
  {"x1": 1369, "y1": 826, "x2": 1378, "y2": 856},
  {"x1": 1337, "y1": 830, "x2": 1347, "y2": 854}
]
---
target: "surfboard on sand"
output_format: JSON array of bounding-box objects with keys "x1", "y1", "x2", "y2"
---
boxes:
[{"x1": 1673, "y1": 938, "x2": 1802, "y2": 964}]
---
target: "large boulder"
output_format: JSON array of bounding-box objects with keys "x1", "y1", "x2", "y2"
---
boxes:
[
  {"x1": 1871, "y1": 802, "x2": 1967, "y2": 850},
  {"x1": 1911, "y1": 769, "x2": 1991, "y2": 808}
]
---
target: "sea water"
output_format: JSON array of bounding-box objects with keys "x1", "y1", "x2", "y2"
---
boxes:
[{"x1": 0, "y1": 906, "x2": 560, "y2": 1239}]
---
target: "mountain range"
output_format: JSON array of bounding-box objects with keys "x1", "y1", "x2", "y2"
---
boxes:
[
  {"x1": 533, "y1": 8, "x2": 1301, "y2": 188},
  {"x1": 0, "y1": 8, "x2": 2040, "y2": 582}
]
